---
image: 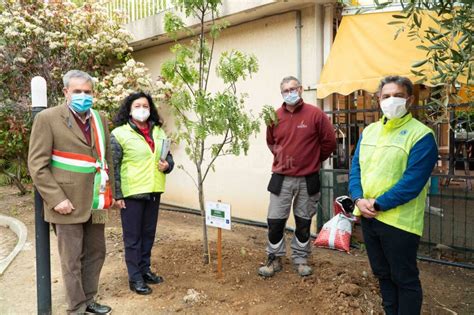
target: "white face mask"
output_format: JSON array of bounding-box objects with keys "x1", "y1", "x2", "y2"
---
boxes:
[
  {"x1": 380, "y1": 97, "x2": 408, "y2": 120},
  {"x1": 131, "y1": 107, "x2": 150, "y2": 122}
]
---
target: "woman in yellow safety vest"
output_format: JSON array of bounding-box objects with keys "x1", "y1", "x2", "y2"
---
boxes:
[{"x1": 111, "y1": 92, "x2": 174, "y2": 295}]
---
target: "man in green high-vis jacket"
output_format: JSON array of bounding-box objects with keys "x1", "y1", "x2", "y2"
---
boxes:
[{"x1": 349, "y1": 76, "x2": 438, "y2": 315}]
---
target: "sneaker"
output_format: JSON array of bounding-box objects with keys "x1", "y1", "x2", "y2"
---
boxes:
[
  {"x1": 294, "y1": 263, "x2": 313, "y2": 277},
  {"x1": 258, "y1": 254, "x2": 282, "y2": 277}
]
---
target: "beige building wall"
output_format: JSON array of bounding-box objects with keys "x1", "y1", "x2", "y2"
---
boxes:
[{"x1": 133, "y1": 7, "x2": 322, "y2": 225}]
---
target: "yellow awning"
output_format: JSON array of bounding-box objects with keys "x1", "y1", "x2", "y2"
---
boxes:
[{"x1": 317, "y1": 11, "x2": 436, "y2": 99}]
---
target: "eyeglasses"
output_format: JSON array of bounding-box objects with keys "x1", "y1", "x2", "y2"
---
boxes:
[{"x1": 281, "y1": 87, "x2": 300, "y2": 95}]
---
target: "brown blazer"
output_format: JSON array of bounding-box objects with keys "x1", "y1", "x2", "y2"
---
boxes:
[{"x1": 28, "y1": 104, "x2": 115, "y2": 224}]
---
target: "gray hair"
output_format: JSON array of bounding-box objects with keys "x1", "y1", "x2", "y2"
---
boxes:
[
  {"x1": 63, "y1": 70, "x2": 94, "y2": 88},
  {"x1": 378, "y1": 75, "x2": 414, "y2": 96},
  {"x1": 280, "y1": 76, "x2": 301, "y2": 89}
]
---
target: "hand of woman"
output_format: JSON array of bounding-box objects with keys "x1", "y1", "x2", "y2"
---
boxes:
[
  {"x1": 115, "y1": 199, "x2": 126, "y2": 209},
  {"x1": 158, "y1": 160, "x2": 169, "y2": 172}
]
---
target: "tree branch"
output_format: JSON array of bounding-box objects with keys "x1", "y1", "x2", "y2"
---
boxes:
[
  {"x1": 179, "y1": 165, "x2": 199, "y2": 190},
  {"x1": 202, "y1": 128, "x2": 229, "y2": 183},
  {"x1": 174, "y1": 106, "x2": 190, "y2": 123},
  {"x1": 204, "y1": 10, "x2": 216, "y2": 93},
  {"x1": 174, "y1": 66, "x2": 196, "y2": 98},
  {"x1": 198, "y1": 6, "x2": 206, "y2": 92}
]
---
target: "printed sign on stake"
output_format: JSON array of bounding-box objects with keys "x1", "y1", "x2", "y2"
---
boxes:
[{"x1": 205, "y1": 201, "x2": 231, "y2": 230}]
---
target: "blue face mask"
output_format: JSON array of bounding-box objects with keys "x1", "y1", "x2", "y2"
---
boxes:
[
  {"x1": 70, "y1": 93, "x2": 93, "y2": 113},
  {"x1": 283, "y1": 91, "x2": 300, "y2": 106}
]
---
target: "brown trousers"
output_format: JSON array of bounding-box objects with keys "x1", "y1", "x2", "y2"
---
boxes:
[{"x1": 55, "y1": 219, "x2": 106, "y2": 314}]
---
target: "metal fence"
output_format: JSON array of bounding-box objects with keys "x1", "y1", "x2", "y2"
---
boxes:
[
  {"x1": 320, "y1": 93, "x2": 473, "y2": 267},
  {"x1": 318, "y1": 169, "x2": 474, "y2": 267}
]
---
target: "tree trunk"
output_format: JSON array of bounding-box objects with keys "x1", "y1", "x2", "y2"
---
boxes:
[
  {"x1": 197, "y1": 168, "x2": 209, "y2": 264},
  {"x1": 1, "y1": 170, "x2": 28, "y2": 195}
]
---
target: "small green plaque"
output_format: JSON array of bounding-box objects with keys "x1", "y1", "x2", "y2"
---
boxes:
[{"x1": 211, "y1": 209, "x2": 225, "y2": 218}]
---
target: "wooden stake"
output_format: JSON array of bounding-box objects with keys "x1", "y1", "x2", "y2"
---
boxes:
[{"x1": 217, "y1": 227, "x2": 222, "y2": 278}]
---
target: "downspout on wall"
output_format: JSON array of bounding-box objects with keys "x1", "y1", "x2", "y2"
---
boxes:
[
  {"x1": 296, "y1": 10, "x2": 302, "y2": 82},
  {"x1": 323, "y1": 3, "x2": 334, "y2": 113},
  {"x1": 322, "y1": 3, "x2": 335, "y2": 171},
  {"x1": 314, "y1": 4, "x2": 324, "y2": 108},
  {"x1": 321, "y1": 3, "x2": 335, "y2": 215}
]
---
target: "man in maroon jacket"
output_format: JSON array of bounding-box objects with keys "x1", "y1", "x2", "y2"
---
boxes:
[{"x1": 259, "y1": 76, "x2": 336, "y2": 277}]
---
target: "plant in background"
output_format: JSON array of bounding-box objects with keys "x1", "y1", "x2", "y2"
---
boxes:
[
  {"x1": 161, "y1": 0, "x2": 260, "y2": 264},
  {"x1": 95, "y1": 59, "x2": 173, "y2": 118},
  {"x1": 0, "y1": 0, "x2": 132, "y2": 108},
  {"x1": 0, "y1": 0, "x2": 169, "y2": 193},
  {"x1": 261, "y1": 105, "x2": 279, "y2": 127},
  {"x1": 369, "y1": 0, "x2": 473, "y2": 124},
  {"x1": 0, "y1": 101, "x2": 31, "y2": 194},
  {"x1": 393, "y1": 1, "x2": 472, "y2": 124}
]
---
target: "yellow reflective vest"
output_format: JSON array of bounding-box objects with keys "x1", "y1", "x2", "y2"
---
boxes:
[
  {"x1": 112, "y1": 124, "x2": 167, "y2": 197},
  {"x1": 355, "y1": 114, "x2": 434, "y2": 236}
]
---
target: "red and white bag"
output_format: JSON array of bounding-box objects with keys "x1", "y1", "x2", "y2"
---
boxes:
[{"x1": 314, "y1": 196, "x2": 355, "y2": 253}]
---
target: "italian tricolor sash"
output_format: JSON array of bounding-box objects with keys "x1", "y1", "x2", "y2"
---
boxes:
[{"x1": 51, "y1": 109, "x2": 113, "y2": 212}]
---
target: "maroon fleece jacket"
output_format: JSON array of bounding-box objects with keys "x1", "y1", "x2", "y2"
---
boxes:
[{"x1": 266, "y1": 99, "x2": 336, "y2": 176}]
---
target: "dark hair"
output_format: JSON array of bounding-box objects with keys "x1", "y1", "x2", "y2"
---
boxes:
[
  {"x1": 113, "y1": 92, "x2": 163, "y2": 127},
  {"x1": 378, "y1": 75, "x2": 414, "y2": 96}
]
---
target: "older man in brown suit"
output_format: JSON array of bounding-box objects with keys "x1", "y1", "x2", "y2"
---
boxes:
[{"x1": 28, "y1": 70, "x2": 115, "y2": 314}]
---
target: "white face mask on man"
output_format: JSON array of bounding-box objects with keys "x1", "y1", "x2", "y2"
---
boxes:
[
  {"x1": 130, "y1": 107, "x2": 150, "y2": 122},
  {"x1": 380, "y1": 97, "x2": 408, "y2": 120}
]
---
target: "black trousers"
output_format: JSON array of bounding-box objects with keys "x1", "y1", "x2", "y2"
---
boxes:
[
  {"x1": 361, "y1": 217, "x2": 422, "y2": 315},
  {"x1": 121, "y1": 194, "x2": 161, "y2": 282}
]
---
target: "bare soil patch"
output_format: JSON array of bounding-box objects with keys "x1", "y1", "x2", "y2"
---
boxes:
[{"x1": 0, "y1": 185, "x2": 473, "y2": 314}]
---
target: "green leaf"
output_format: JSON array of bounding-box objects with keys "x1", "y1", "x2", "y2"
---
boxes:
[
  {"x1": 428, "y1": 44, "x2": 444, "y2": 50},
  {"x1": 392, "y1": 14, "x2": 407, "y2": 19},
  {"x1": 457, "y1": 34, "x2": 469, "y2": 46},
  {"x1": 412, "y1": 59, "x2": 429, "y2": 68},
  {"x1": 387, "y1": 21, "x2": 405, "y2": 25},
  {"x1": 260, "y1": 105, "x2": 278, "y2": 127},
  {"x1": 413, "y1": 13, "x2": 421, "y2": 28},
  {"x1": 163, "y1": 11, "x2": 187, "y2": 40},
  {"x1": 416, "y1": 45, "x2": 430, "y2": 51}
]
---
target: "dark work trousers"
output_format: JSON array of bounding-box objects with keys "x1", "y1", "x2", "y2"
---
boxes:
[
  {"x1": 361, "y1": 217, "x2": 422, "y2": 315},
  {"x1": 121, "y1": 194, "x2": 161, "y2": 282}
]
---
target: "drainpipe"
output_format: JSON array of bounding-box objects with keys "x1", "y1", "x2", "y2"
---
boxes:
[
  {"x1": 296, "y1": 10, "x2": 302, "y2": 82},
  {"x1": 323, "y1": 3, "x2": 334, "y2": 169},
  {"x1": 323, "y1": 3, "x2": 334, "y2": 114},
  {"x1": 314, "y1": 4, "x2": 324, "y2": 108},
  {"x1": 321, "y1": 3, "x2": 335, "y2": 218}
]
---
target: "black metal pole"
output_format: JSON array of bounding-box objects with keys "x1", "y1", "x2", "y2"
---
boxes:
[{"x1": 32, "y1": 106, "x2": 52, "y2": 315}]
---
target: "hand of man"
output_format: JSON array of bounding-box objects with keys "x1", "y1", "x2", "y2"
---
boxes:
[
  {"x1": 115, "y1": 199, "x2": 126, "y2": 209},
  {"x1": 356, "y1": 198, "x2": 378, "y2": 219},
  {"x1": 158, "y1": 160, "x2": 169, "y2": 172},
  {"x1": 53, "y1": 199, "x2": 75, "y2": 215}
]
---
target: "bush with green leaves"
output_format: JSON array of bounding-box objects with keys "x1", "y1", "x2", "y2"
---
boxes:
[
  {"x1": 0, "y1": 101, "x2": 31, "y2": 194},
  {"x1": 0, "y1": 0, "x2": 168, "y2": 193}
]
